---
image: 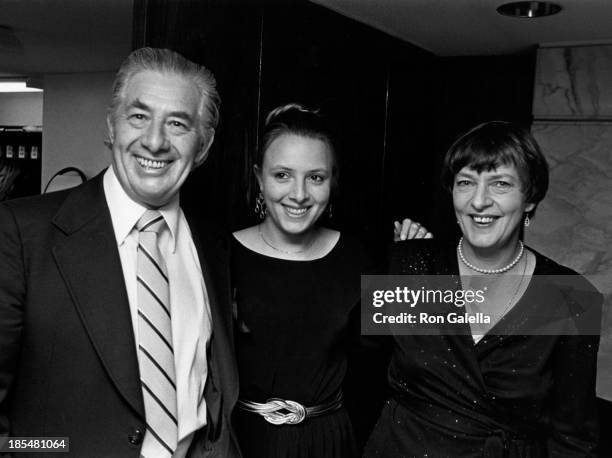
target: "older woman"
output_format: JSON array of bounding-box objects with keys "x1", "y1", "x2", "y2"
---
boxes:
[{"x1": 365, "y1": 121, "x2": 601, "y2": 457}]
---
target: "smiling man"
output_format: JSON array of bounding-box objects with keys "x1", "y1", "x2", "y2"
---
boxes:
[{"x1": 0, "y1": 48, "x2": 240, "y2": 457}]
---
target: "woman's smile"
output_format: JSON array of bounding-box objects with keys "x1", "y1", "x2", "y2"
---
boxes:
[{"x1": 283, "y1": 205, "x2": 310, "y2": 218}]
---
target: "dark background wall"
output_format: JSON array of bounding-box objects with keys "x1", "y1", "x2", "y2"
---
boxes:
[{"x1": 134, "y1": 0, "x2": 536, "y2": 257}]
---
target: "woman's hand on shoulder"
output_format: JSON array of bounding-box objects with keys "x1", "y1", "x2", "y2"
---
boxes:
[{"x1": 393, "y1": 218, "x2": 433, "y2": 241}]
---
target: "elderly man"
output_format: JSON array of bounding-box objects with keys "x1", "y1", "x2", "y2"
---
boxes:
[{"x1": 0, "y1": 48, "x2": 240, "y2": 457}]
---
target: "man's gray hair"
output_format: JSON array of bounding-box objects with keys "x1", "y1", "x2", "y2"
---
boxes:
[{"x1": 107, "y1": 47, "x2": 220, "y2": 137}]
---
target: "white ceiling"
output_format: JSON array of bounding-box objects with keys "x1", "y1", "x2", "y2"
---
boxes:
[
  {"x1": 0, "y1": 0, "x2": 132, "y2": 77},
  {"x1": 311, "y1": 0, "x2": 612, "y2": 56}
]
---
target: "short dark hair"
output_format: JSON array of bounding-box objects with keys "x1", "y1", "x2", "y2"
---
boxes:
[
  {"x1": 106, "y1": 47, "x2": 220, "y2": 140},
  {"x1": 257, "y1": 103, "x2": 339, "y2": 194},
  {"x1": 441, "y1": 121, "x2": 549, "y2": 216}
]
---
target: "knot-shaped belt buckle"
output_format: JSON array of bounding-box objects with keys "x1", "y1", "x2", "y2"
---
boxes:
[
  {"x1": 259, "y1": 398, "x2": 307, "y2": 425},
  {"x1": 238, "y1": 391, "x2": 342, "y2": 426}
]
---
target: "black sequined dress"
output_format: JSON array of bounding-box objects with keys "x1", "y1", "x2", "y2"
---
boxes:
[{"x1": 364, "y1": 240, "x2": 601, "y2": 458}]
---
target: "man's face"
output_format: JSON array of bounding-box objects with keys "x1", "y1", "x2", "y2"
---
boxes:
[{"x1": 107, "y1": 70, "x2": 211, "y2": 208}]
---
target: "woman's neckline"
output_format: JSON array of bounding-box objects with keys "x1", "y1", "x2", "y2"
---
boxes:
[{"x1": 232, "y1": 231, "x2": 343, "y2": 263}]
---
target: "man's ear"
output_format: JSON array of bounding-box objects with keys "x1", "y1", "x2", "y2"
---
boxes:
[
  {"x1": 194, "y1": 129, "x2": 215, "y2": 167},
  {"x1": 104, "y1": 115, "x2": 115, "y2": 149}
]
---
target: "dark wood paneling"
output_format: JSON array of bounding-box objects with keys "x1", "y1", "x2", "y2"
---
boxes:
[
  {"x1": 382, "y1": 42, "x2": 436, "y2": 238},
  {"x1": 138, "y1": 0, "x2": 264, "y2": 230},
  {"x1": 136, "y1": 1, "x2": 536, "y2": 242},
  {"x1": 258, "y1": 1, "x2": 391, "y2": 245},
  {"x1": 429, "y1": 52, "x2": 537, "y2": 242}
]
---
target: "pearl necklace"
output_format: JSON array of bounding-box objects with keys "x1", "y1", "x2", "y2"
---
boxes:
[
  {"x1": 457, "y1": 237, "x2": 524, "y2": 274},
  {"x1": 258, "y1": 224, "x2": 316, "y2": 255}
]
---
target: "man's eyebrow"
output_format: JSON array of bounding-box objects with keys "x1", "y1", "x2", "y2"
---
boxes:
[
  {"x1": 127, "y1": 98, "x2": 195, "y2": 123},
  {"x1": 167, "y1": 110, "x2": 194, "y2": 122},
  {"x1": 127, "y1": 99, "x2": 150, "y2": 111}
]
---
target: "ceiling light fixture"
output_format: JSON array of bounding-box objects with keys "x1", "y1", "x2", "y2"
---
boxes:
[
  {"x1": 497, "y1": 1, "x2": 562, "y2": 18},
  {"x1": 0, "y1": 82, "x2": 43, "y2": 93}
]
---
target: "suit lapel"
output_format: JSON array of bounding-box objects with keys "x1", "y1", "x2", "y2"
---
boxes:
[{"x1": 51, "y1": 174, "x2": 144, "y2": 418}]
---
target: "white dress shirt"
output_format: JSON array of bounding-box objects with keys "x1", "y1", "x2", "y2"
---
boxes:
[{"x1": 103, "y1": 167, "x2": 211, "y2": 457}]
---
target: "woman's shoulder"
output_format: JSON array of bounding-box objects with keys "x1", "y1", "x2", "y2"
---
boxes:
[
  {"x1": 530, "y1": 247, "x2": 578, "y2": 276},
  {"x1": 232, "y1": 225, "x2": 258, "y2": 245},
  {"x1": 332, "y1": 230, "x2": 363, "y2": 251},
  {"x1": 530, "y1": 247, "x2": 599, "y2": 291},
  {"x1": 319, "y1": 227, "x2": 341, "y2": 250},
  {"x1": 230, "y1": 226, "x2": 258, "y2": 265},
  {"x1": 529, "y1": 247, "x2": 603, "y2": 328}
]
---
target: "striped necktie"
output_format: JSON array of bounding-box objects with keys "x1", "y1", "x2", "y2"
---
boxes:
[{"x1": 136, "y1": 210, "x2": 178, "y2": 458}]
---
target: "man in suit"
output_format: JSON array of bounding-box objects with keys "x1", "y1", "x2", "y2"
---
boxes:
[{"x1": 0, "y1": 47, "x2": 240, "y2": 457}]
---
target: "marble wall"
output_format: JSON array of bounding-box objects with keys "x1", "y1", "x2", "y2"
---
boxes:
[
  {"x1": 529, "y1": 45, "x2": 612, "y2": 400},
  {"x1": 533, "y1": 45, "x2": 612, "y2": 120}
]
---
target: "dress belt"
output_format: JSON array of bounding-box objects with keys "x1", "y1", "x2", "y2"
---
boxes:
[{"x1": 238, "y1": 391, "x2": 343, "y2": 425}]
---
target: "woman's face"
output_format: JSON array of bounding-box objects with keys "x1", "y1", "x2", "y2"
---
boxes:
[
  {"x1": 256, "y1": 133, "x2": 333, "y2": 237},
  {"x1": 453, "y1": 162, "x2": 534, "y2": 252}
]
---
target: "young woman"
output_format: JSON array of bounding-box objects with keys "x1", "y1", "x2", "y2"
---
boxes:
[
  {"x1": 231, "y1": 104, "x2": 364, "y2": 457},
  {"x1": 231, "y1": 103, "x2": 430, "y2": 457}
]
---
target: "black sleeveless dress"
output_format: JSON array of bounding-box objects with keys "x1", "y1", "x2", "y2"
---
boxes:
[{"x1": 231, "y1": 234, "x2": 367, "y2": 458}]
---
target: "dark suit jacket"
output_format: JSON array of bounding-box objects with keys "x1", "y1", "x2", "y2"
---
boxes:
[{"x1": 0, "y1": 173, "x2": 241, "y2": 457}]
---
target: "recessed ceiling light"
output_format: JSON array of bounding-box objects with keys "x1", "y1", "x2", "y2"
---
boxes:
[
  {"x1": 497, "y1": 1, "x2": 562, "y2": 18},
  {"x1": 0, "y1": 82, "x2": 43, "y2": 93}
]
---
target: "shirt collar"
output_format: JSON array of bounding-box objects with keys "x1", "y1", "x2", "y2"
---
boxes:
[{"x1": 103, "y1": 166, "x2": 180, "y2": 253}]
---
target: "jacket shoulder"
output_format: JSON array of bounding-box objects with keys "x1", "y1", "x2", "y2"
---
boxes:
[
  {"x1": 0, "y1": 172, "x2": 104, "y2": 223},
  {"x1": 0, "y1": 189, "x2": 78, "y2": 238}
]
